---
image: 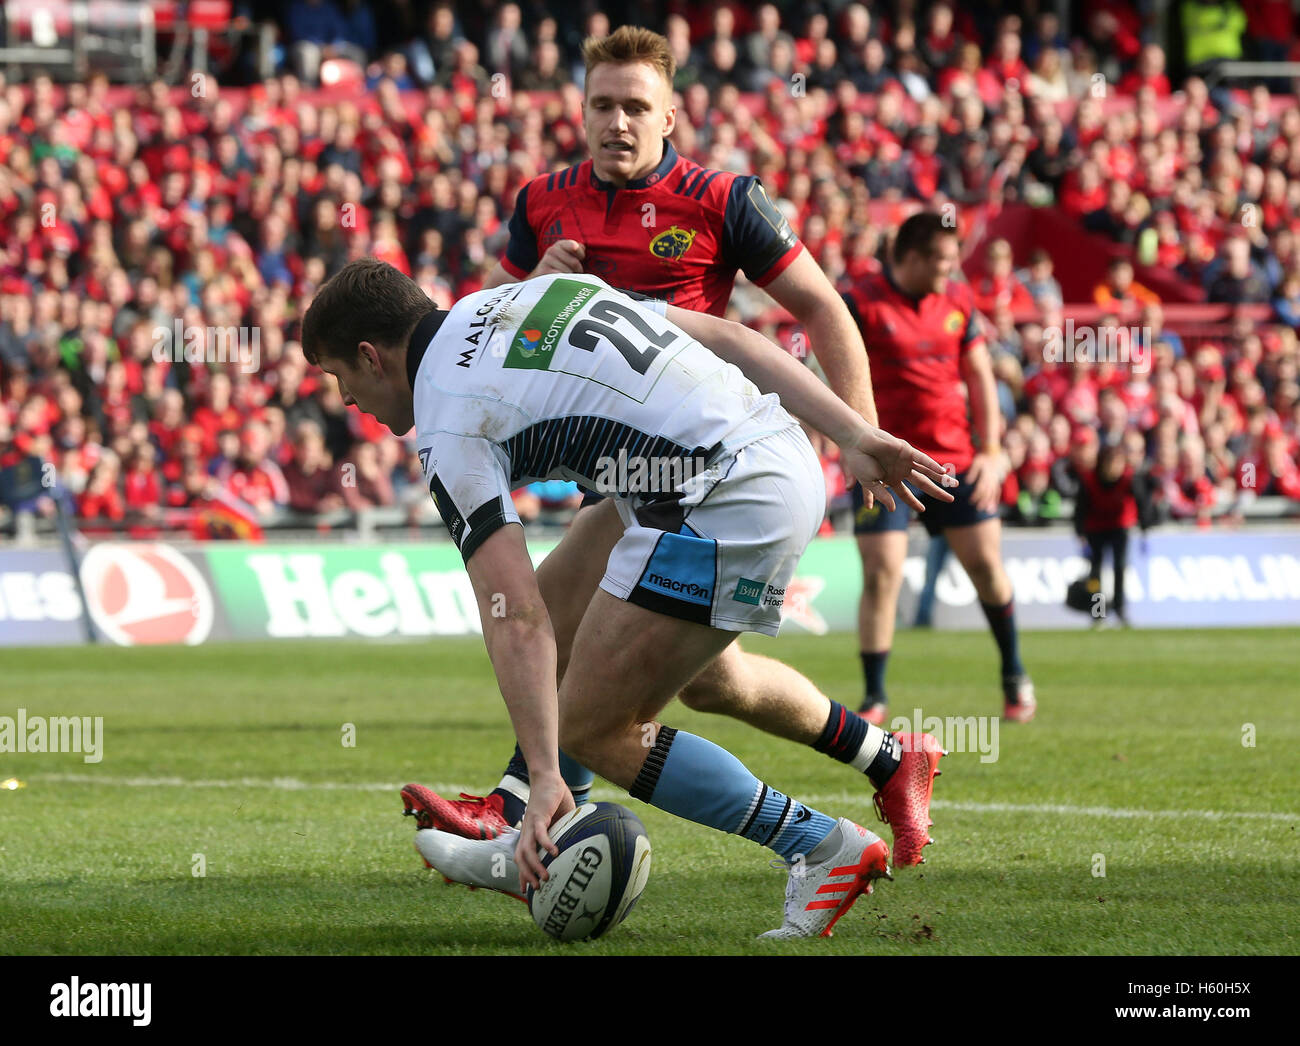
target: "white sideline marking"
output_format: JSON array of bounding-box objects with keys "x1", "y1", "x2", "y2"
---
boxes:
[{"x1": 22, "y1": 773, "x2": 1298, "y2": 823}]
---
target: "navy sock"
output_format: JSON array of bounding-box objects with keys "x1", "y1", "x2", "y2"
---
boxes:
[
  {"x1": 503, "y1": 742, "x2": 529, "y2": 785},
  {"x1": 814, "y1": 700, "x2": 869, "y2": 762},
  {"x1": 490, "y1": 743, "x2": 531, "y2": 825},
  {"x1": 980, "y1": 599, "x2": 1025, "y2": 678},
  {"x1": 814, "y1": 700, "x2": 901, "y2": 789},
  {"x1": 558, "y1": 750, "x2": 594, "y2": 806},
  {"x1": 859, "y1": 650, "x2": 890, "y2": 709},
  {"x1": 490, "y1": 787, "x2": 527, "y2": 826},
  {"x1": 492, "y1": 745, "x2": 594, "y2": 821}
]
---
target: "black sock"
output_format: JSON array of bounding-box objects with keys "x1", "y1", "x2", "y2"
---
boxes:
[
  {"x1": 502, "y1": 742, "x2": 529, "y2": 784},
  {"x1": 814, "y1": 700, "x2": 902, "y2": 790},
  {"x1": 490, "y1": 743, "x2": 530, "y2": 825},
  {"x1": 980, "y1": 600, "x2": 1025, "y2": 679},
  {"x1": 865, "y1": 731, "x2": 902, "y2": 791},
  {"x1": 813, "y1": 700, "x2": 869, "y2": 762},
  {"x1": 859, "y1": 650, "x2": 890, "y2": 710}
]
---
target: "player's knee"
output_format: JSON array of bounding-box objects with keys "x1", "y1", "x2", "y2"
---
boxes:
[
  {"x1": 678, "y1": 674, "x2": 727, "y2": 713},
  {"x1": 964, "y1": 556, "x2": 1002, "y2": 595},
  {"x1": 557, "y1": 718, "x2": 599, "y2": 767},
  {"x1": 678, "y1": 653, "x2": 744, "y2": 714},
  {"x1": 557, "y1": 713, "x2": 621, "y2": 769},
  {"x1": 860, "y1": 559, "x2": 903, "y2": 598}
]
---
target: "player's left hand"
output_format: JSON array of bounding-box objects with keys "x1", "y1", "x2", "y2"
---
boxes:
[
  {"x1": 843, "y1": 430, "x2": 957, "y2": 513},
  {"x1": 965, "y1": 452, "x2": 1004, "y2": 513},
  {"x1": 515, "y1": 772, "x2": 575, "y2": 892}
]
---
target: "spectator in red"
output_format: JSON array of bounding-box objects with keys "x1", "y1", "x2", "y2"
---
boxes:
[
  {"x1": 214, "y1": 420, "x2": 289, "y2": 518},
  {"x1": 370, "y1": 212, "x2": 411, "y2": 275},
  {"x1": 1259, "y1": 429, "x2": 1300, "y2": 498},
  {"x1": 1087, "y1": 3, "x2": 1142, "y2": 75},
  {"x1": 193, "y1": 373, "x2": 243, "y2": 457},
  {"x1": 1059, "y1": 160, "x2": 1107, "y2": 219},
  {"x1": 123, "y1": 440, "x2": 163, "y2": 536},
  {"x1": 161, "y1": 424, "x2": 206, "y2": 486},
  {"x1": 903, "y1": 126, "x2": 946, "y2": 201},
  {"x1": 1060, "y1": 357, "x2": 1101, "y2": 425},
  {"x1": 1023, "y1": 329, "x2": 1070, "y2": 405},
  {"x1": 939, "y1": 43, "x2": 1002, "y2": 105},
  {"x1": 987, "y1": 29, "x2": 1030, "y2": 88},
  {"x1": 1118, "y1": 44, "x2": 1172, "y2": 96},
  {"x1": 1074, "y1": 441, "x2": 1147, "y2": 625},
  {"x1": 973, "y1": 239, "x2": 1035, "y2": 316},
  {"x1": 79, "y1": 455, "x2": 124, "y2": 532}
]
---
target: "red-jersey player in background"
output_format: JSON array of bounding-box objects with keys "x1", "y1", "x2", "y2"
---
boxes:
[
  {"x1": 403, "y1": 27, "x2": 945, "y2": 874},
  {"x1": 844, "y1": 212, "x2": 1037, "y2": 723}
]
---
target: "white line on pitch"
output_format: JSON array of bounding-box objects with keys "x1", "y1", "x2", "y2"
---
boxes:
[{"x1": 17, "y1": 773, "x2": 1297, "y2": 823}]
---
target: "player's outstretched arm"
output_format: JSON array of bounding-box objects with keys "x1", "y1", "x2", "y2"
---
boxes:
[
  {"x1": 464, "y1": 522, "x2": 573, "y2": 888},
  {"x1": 664, "y1": 305, "x2": 954, "y2": 511},
  {"x1": 762, "y1": 250, "x2": 879, "y2": 426}
]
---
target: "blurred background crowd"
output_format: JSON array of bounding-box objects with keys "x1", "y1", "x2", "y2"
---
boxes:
[{"x1": 1, "y1": 0, "x2": 1298, "y2": 539}]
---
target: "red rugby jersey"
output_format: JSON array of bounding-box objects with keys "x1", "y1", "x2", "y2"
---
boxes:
[
  {"x1": 843, "y1": 271, "x2": 986, "y2": 473},
  {"x1": 499, "y1": 142, "x2": 802, "y2": 316}
]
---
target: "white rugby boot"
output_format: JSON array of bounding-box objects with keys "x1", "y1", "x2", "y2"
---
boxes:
[
  {"x1": 759, "y1": 818, "x2": 892, "y2": 939},
  {"x1": 414, "y1": 826, "x2": 527, "y2": 903}
]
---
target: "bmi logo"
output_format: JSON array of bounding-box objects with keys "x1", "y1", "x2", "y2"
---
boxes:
[{"x1": 732, "y1": 577, "x2": 764, "y2": 605}]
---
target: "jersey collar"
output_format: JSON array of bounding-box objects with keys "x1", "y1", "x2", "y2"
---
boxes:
[
  {"x1": 884, "y1": 266, "x2": 926, "y2": 310},
  {"x1": 590, "y1": 140, "x2": 679, "y2": 191},
  {"x1": 406, "y1": 308, "x2": 449, "y2": 390}
]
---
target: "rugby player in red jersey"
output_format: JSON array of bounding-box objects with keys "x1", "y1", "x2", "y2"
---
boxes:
[
  {"x1": 844, "y1": 212, "x2": 1036, "y2": 724},
  {"x1": 403, "y1": 26, "x2": 945, "y2": 871}
]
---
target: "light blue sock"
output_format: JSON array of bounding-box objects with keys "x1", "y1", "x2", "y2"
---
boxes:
[
  {"x1": 558, "y1": 749, "x2": 594, "y2": 806},
  {"x1": 628, "y1": 727, "x2": 836, "y2": 863}
]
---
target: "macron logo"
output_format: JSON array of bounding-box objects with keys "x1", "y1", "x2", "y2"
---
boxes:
[{"x1": 50, "y1": 978, "x2": 151, "y2": 1026}]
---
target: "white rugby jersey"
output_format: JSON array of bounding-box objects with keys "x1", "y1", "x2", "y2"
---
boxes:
[{"x1": 408, "y1": 274, "x2": 796, "y2": 560}]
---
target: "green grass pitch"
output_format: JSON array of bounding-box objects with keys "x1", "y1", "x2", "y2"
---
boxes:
[{"x1": 1, "y1": 628, "x2": 1296, "y2": 955}]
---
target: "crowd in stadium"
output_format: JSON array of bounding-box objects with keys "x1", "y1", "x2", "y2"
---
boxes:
[{"x1": 1, "y1": 0, "x2": 1299, "y2": 539}]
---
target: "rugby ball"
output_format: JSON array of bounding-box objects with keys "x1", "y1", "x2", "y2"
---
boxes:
[{"x1": 527, "y1": 802, "x2": 652, "y2": 941}]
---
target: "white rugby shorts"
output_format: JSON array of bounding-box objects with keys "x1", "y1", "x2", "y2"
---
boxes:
[{"x1": 598, "y1": 423, "x2": 826, "y2": 636}]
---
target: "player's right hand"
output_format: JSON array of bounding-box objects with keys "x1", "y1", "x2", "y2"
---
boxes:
[
  {"x1": 515, "y1": 772, "x2": 575, "y2": 892},
  {"x1": 533, "y1": 239, "x2": 586, "y2": 277},
  {"x1": 965, "y1": 451, "x2": 1004, "y2": 514}
]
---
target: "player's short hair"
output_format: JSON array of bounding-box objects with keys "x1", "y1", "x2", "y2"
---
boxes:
[
  {"x1": 892, "y1": 211, "x2": 957, "y2": 264},
  {"x1": 582, "y1": 25, "x2": 676, "y2": 88},
  {"x1": 302, "y1": 258, "x2": 434, "y2": 367}
]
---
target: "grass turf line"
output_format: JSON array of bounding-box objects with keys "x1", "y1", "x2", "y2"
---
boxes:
[{"x1": 0, "y1": 629, "x2": 1296, "y2": 955}]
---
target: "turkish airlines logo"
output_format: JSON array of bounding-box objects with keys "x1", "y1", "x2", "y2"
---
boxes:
[{"x1": 79, "y1": 544, "x2": 214, "y2": 646}]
